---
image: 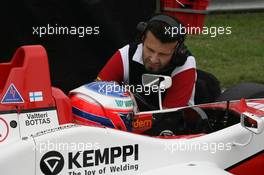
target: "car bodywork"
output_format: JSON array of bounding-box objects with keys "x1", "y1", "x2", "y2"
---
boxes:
[{"x1": 0, "y1": 46, "x2": 263, "y2": 175}]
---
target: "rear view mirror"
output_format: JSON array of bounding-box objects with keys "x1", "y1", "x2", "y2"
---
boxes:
[
  {"x1": 241, "y1": 112, "x2": 264, "y2": 134},
  {"x1": 142, "y1": 74, "x2": 172, "y2": 90},
  {"x1": 142, "y1": 74, "x2": 172, "y2": 110}
]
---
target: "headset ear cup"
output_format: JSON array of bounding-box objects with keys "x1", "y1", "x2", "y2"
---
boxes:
[
  {"x1": 172, "y1": 41, "x2": 188, "y2": 67},
  {"x1": 174, "y1": 37, "x2": 187, "y2": 54},
  {"x1": 136, "y1": 22, "x2": 148, "y2": 33},
  {"x1": 177, "y1": 42, "x2": 187, "y2": 55},
  {"x1": 136, "y1": 22, "x2": 148, "y2": 42}
]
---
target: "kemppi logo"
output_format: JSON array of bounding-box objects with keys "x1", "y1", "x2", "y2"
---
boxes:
[{"x1": 40, "y1": 151, "x2": 64, "y2": 175}]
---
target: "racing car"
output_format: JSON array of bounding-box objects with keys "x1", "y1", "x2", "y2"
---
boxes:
[{"x1": 0, "y1": 45, "x2": 264, "y2": 175}]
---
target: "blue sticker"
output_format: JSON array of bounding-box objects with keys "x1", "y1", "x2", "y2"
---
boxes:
[{"x1": 1, "y1": 83, "x2": 24, "y2": 104}]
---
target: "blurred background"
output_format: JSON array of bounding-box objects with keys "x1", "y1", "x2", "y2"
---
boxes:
[{"x1": 0, "y1": 0, "x2": 263, "y2": 93}]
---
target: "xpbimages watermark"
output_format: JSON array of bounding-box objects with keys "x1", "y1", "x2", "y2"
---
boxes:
[
  {"x1": 32, "y1": 24, "x2": 100, "y2": 37},
  {"x1": 164, "y1": 141, "x2": 232, "y2": 154},
  {"x1": 35, "y1": 140, "x2": 101, "y2": 153},
  {"x1": 98, "y1": 82, "x2": 166, "y2": 96},
  {"x1": 164, "y1": 24, "x2": 232, "y2": 37}
]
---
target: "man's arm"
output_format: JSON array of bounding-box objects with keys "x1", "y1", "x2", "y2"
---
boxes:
[
  {"x1": 163, "y1": 68, "x2": 196, "y2": 108},
  {"x1": 97, "y1": 51, "x2": 124, "y2": 83}
]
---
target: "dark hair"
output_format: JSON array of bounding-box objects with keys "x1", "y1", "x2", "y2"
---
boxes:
[
  {"x1": 144, "y1": 20, "x2": 176, "y2": 43},
  {"x1": 143, "y1": 16, "x2": 186, "y2": 44}
]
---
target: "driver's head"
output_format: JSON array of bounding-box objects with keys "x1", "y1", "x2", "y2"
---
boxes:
[{"x1": 141, "y1": 15, "x2": 184, "y2": 73}]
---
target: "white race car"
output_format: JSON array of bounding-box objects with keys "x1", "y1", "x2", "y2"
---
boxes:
[{"x1": 0, "y1": 45, "x2": 263, "y2": 175}]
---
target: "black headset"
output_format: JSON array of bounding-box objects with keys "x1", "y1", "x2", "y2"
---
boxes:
[{"x1": 136, "y1": 14, "x2": 189, "y2": 68}]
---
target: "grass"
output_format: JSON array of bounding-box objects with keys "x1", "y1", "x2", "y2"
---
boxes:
[{"x1": 185, "y1": 12, "x2": 264, "y2": 88}]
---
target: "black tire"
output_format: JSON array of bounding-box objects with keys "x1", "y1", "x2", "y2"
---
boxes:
[{"x1": 216, "y1": 83, "x2": 264, "y2": 102}]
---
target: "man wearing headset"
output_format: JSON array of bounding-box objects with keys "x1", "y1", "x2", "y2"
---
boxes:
[{"x1": 97, "y1": 14, "x2": 196, "y2": 111}]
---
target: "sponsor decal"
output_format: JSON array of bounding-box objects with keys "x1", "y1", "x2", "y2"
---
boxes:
[
  {"x1": 29, "y1": 91, "x2": 43, "y2": 102},
  {"x1": 68, "y1": 144, "x2": 138, "y2": 169},
  {"x1": 115, "y1": 100, "x2": 133, "y2": 108},
  {"x1": 133, "y1": 119, "x2": 152, "y2": 130},
  {"x1": 19, "y1": 109, "x2": 59, "y2": 138},
  {"x1": 133, "y1": 115, "x2": 152, "y2": 130},
  {"x1": 40, "y1": 151, "x2": 64, "y2": 175},
  {"x1": 25, "y1": 112, "x2": 50, "y2": 126},
  {"x1": 0, "y1": 118, "x2": 9, "y2": 142},
  {"x1": 40, "y1": 144, "x2": 139, "y2": 174},
  {"x1": 1, "y1": 83, "x2": 24, "y2": 103}
]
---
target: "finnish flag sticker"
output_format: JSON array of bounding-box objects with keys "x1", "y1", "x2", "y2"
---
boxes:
[{"x1": 29, "y1": 91, "x2": 43, "y2": 102}]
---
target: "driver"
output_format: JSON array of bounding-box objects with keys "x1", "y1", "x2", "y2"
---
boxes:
[{"x1": 97, "y1": 14, "x2": 196, "y2": 111}]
